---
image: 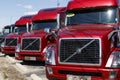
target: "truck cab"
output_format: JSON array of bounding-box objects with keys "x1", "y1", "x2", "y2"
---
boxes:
[
  {"x1": 1, "y1": 15, "x2": 33, "y2": 55},
  {"x1": 45, "y1": 0, "x2": 120, "y2": 80},
  {"x1": 2, "y1": 25, "x2": 14, "y2": 35},
  {"x1": 0, "y1": 24, "x2": 14, "y2": 51},
  {"x1": 15, "y1": 7, "x2": 66, "y2": 62}
]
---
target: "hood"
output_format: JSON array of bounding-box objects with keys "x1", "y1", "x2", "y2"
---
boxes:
[
  {"x1": 58, "y1": 24, "x2": 117, "y2": 67},
  {"x1": 58, "y1": 24, "x2": 115, "y2": 38},
  {"x1": 5, "y1": 32, "x2": 22, "y2": 38},
  {"x1": 22, "y1": 30, "x2": 46, "y2": 38},
  {"x1": 0, "y1": 32, "x2": 11, "y2": 38},
  {"x1": 6, "y1": 33, "x2": 19, "y2": 38}
]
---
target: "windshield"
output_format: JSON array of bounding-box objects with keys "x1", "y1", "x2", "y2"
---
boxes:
[
  {"x1": 32, "y1": 20, "x2": 57, "y2": 30},
  {"x1": 66, "y1": 7, "x2": 117, "y2": 26},
  {"x1": 14, "y1": 25, "x2": 26, "y2": 32},
  {"x1": 3, "y1": 27, "x2": 11, "y2": 34}
]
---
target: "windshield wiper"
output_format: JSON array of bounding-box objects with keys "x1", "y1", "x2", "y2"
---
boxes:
[
  {"x1": 68, "y1": 23, "x2": 78, "y2": 26},
  {"x1": 93, "y1": 22, "x2": 108, "y2": 24}
]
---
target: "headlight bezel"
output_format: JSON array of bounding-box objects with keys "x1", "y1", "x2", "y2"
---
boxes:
[
  {"x1": 15, "y1": 44, "x2": 20, "y2": 52},
  {"x1": 1, "y1": 42, "x2": 5, "y2": 47},
  {"x1": 112, "y1": 51, "x2": 120, "y2": 68},
  {"x1": 45, "y1": 46, "x2": 56, "y2": 65},
  {"x1": 106, "y1": 51, "x2": 120, "y2": 68}
]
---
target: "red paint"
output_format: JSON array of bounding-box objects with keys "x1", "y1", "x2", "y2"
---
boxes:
[
  {"x1": 46, "y1": 0, "x2": 120, "y2": 80},
  {"x1": 67, "y1": 0, "x2": 117, "y2": 10},
  {"x1": 33, "y1": 7, "x2": 66, "y2": 21},
  {"x1": 15, "y1": 7, "x2": 66, "y2": 61},
  {"x1": 1, "y1": 15, "x2": 33, "y2": 55},
  {"x1": 15, "y1": 15, "x2": 33, "y2": 26}
]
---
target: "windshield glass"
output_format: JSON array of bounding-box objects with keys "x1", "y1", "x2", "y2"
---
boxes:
[
  {"x1": 14, "y1": 25, "x2": 26, "y2": 32},
  {"x1": 3, "y1": 27, "x2": 11, "y2": 34},
  {"x1": 66, "y1": 7, "x2": 117, "y2": 26},
  {"x1": 32, "y1": 20, "x2": 57, "y2": 30}
]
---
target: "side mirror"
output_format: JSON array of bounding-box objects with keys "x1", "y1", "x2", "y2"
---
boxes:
[
  {"x1": 57, "y1": 12, "x2": 66, "y2": 28},
  {"x1": 13, "y1": 27, "x2": 16, "y2": 32},
  {"x1": 30, "y1": 23, "x2": 33, "y2": 31},
  {"x1": 10, "y1": 26, "x2": 13, "y2": 33},
  {"x1": 44, "y1": 28, "x2": 51, "y2": 34},
  {"x1": 2, "y1": 28, "x2": 4, "y2": 35},
  {"x1": 26, "y1": 22, "x2": 29, "y2": 32},
  {"x1": 57, "y1": 13, "x2": 60, "y2": 29},
  {"x1": 10, "y1": 24, "x2": 15, "y2": 33}
]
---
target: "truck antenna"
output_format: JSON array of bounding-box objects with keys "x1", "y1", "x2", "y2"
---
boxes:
[{"x1": 57, "y1": 0, "x2": 60, "y2": 7}]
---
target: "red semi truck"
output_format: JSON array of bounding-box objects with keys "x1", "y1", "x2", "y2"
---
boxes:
[
  {"x1": 0, "y1": 24, "x2": 14, "y2": 49},
  {"x1": 45, "y1": 0, "x2": 120, "y2": 80},
  {"x1": 15, "y1": 7, "x2": 65, "y2": 62},
  {"x1": 1, "y1": 24, "x2": 14, "y2": 35},
  {"x1": 1, "y1": 15, "x2": 33, "y2": 55}
]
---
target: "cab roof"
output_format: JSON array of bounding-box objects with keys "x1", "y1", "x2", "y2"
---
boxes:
[
  {"x1": 15, "y1": 15, "x2": 34, "y2": 26},
  {"x1": 32, "y1": 7, "x2": 66, "y2": 21},
  {"x1": 67, "y1": 0, "x2": 118, "y2": 10},
  {"x1": 4, "y1": 24, "x2": 14, "y2": 29},
  {"x1": 4, "y1": 25, "x2": 12, "y2": 28}
]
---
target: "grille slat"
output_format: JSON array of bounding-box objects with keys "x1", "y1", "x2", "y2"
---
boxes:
[
  {"x1": 59, "y1": 38, "x2": 101, "y2": 65},
  {"x1": 5, "y1": 38, "x2": 17, "y2": 46},
  {"x1": 22, "y1": 38, "x2": 40, "y2": 51}
]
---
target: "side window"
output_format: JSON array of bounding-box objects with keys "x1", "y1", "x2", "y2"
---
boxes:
[{"x1": 14, "y1": 27, "x2": 18, "y2": 32}]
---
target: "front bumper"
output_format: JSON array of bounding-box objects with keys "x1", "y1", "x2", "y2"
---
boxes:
[
  {"x1": 15, "y1": 51, "x2": 45, "y2": 61},
  {"x1": 46, "y1": 65, "x2": 120, "y2": 80},
  {"x1": 1, "y1": 46, "x2": 15, "y2": 54}
]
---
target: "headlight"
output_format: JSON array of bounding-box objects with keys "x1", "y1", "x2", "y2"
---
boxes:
[
  {"x1": 45, "y1": 47, "x2": 56, "y2": 65},
  {"x1": 15, "y1": 44, "x2": 20, "y2": 52},
  {"x1": 112, "y1": 52, "x2": 120, "y2": 68},
  {"x1": 109, "y1": 70, "x2": 117, "y2": 80},
  {"x1": 1, "y1": 42, "x2": 5, "y2": 47},
  {"x1": 106, "y1": 51, "x2": 120, "y2": 68}
]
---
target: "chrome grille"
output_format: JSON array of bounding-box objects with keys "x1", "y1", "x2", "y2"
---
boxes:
[
  {"x1": 5, "y1": 38, "x2": 17, "y2": 46},
  {"x1": 59, "y1": 38, "x2": 101, "y2": 65},
  {"x1": 22, "y1": 38, "x2": 40, "y2": 51}
]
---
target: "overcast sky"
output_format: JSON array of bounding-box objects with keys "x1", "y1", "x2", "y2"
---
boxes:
[{"x1": 0, "y1": 0, "x2": 70, "y2": 31}]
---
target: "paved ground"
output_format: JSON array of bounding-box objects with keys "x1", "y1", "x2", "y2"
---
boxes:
[{"x1": 0, "y1": 53, "x2": 48, "y2": 80}]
